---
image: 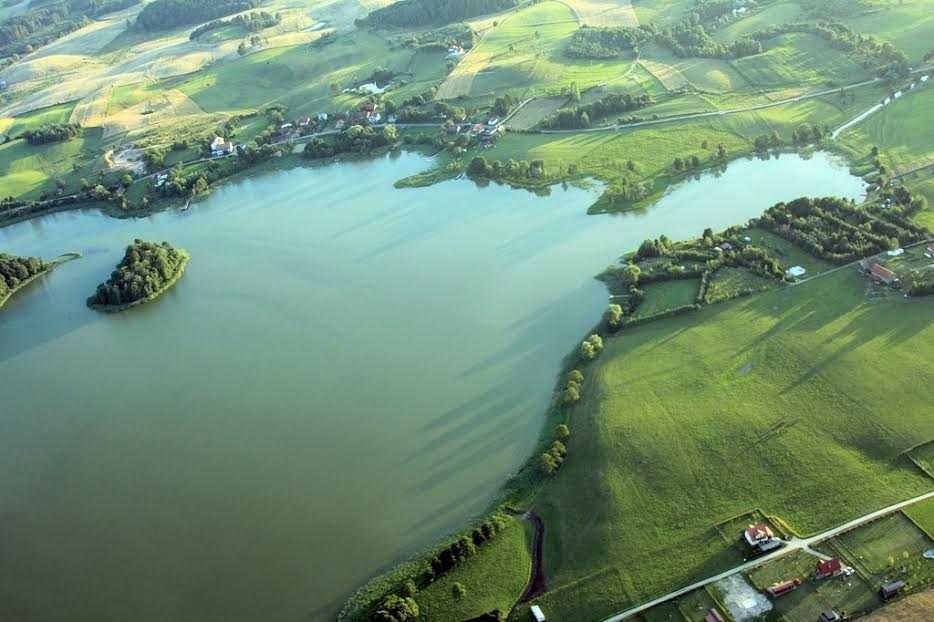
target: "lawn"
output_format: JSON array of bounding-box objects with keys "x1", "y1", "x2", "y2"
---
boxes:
[
  {"x1": 904, "y1": 498, "x2": 934, "y2": 537},
  {"x1": 533, "y1": 267, "x2": 934, "y2": 621},
  {"x1": 731, "y1": 33, "x2": 870, "y2": 89},
  {"x1": 414, "y1": 515, "x2": 531, "y2": 620},
  {"x1": 822, "y1": 512, "x2": 934, "y2": 592},
  {"x1": 746, "y1": 551, "x2": 881, "y2": 621},
  {"x1": 633, "y1": 278, "x2": 699, "y2": 318}
]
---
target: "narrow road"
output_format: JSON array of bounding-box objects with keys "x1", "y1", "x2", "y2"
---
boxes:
[{"x1": 600, "y1": 490, "x2": 934, "y2": 622}]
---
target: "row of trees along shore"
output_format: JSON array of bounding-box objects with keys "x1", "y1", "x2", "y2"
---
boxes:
[
  {"x1": 0, "y1": 253, "x2": 49, "y2": 302},
  {"x1": 87, "y1": 240, "x2": 187, "y2": 309}
]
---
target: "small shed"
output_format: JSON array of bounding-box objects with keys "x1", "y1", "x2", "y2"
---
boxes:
[
  {"x1": 786, "y1": 266, "x2": 807, "y2": 279},
  {"x1": 880, "y1": 580, "x2": 905, "y2": 600},
  {"x1": 530, "y1": 604, "x2": 546, "y2": 622},
  {"x1": 819, "y1": 610, "x2": 842, "y2": 622}
]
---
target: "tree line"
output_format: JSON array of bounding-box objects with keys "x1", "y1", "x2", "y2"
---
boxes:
[
  {"x1": 749, "y1": 21, "x2": 910, "y2": 78},
  {"x1": 0, "y1": 252, "x2": 48, "y2": 301},
  {"x1": 467, "y1": 156, "x2": 545, "y2": 181},
  {"x1": 757, "y1": 196, "x2": 923, "y2": 264},
  {"x1": 21, "y1": 123, "x2": 81, "y2": 145},
  {"x1": 0, "y1": 0, "x2": 137, "y2": 57},
  {"x1": 565, "y1": 18, "x2": 762, "y2": 60},
  {"x1": 87, "y1": 240, "x2": 187, "y2": 308},
  {"x1": 136, "y1": 0, "x2": 260, "y2": 31},
  {"x1": 303, "y1": 124, "x2": 399, "y2": 160},
  {"x1": 189, "y1": 11, "x2": 280, "y2": 40},
  {"x1": 539, "y1": 92, "x2": 653, "y2": 130},
  {"x1": 357, "y1": 0, "x2": 519, "y2": 28}
]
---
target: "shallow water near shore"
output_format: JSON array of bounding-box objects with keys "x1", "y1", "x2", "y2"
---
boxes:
[{"x1": 0, "y1": 150, "x2": 863, "y2": 622}]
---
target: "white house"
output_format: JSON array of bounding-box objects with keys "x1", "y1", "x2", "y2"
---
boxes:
[{"x1": 210, "y1": 136, "x2": 234, "y2": 156}]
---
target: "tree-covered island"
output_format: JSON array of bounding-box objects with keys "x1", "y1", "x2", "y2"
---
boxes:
[{"x1": 87, "y1": 239, "x2": 189, "y2": 312}]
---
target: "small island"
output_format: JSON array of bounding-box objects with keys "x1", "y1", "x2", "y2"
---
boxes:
[
  {"x1": 87, "y1": 239, "x2": 189, "y2": 312},
  {"x1": 0, "y1": 252, "x2": 54, "y2": 310}
]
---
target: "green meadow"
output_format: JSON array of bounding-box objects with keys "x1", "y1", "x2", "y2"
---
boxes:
[
  {"x1": 0, "y1": 101, "x2": 77, "y2": 139},
  {"x1": 731, "y1": 33, "x2": 870, "y2": 89},
  {"x1": 533, "y1": 268, "x2": 934, "y2": 620},
  {"x1": 836, "y1": 0, "x2": 934, "y2": 63},
  {"x1": 413, "y1": 516, "x2": 532, "y2": 620},
  {"x1": 0, "y1": 128, "x2": 103, "y2": 199}
]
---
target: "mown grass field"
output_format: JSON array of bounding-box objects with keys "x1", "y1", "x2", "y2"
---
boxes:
[
  {"x1": 533, "y1": 268, "x2": 934, "y2": 621},
  {"x1": 905, "y1": 498, "x2": 934, "y2": 536},
  {"x1": 413, "y1": 516, "x2": 531, "y2": 620}
]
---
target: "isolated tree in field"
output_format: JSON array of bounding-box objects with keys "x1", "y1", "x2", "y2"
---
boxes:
[
  {"x1": 701, "y1": 140, "x2": 708, "y2": 149},
  {"x1": 580, "y1": 334, "x2": 604, "y2": 360},
  {"x1": 567, "y1": 369, "x2": 583, "y2": 385},
  {"x1": 555, "y1": 424, "x2": 570, "y2": 441},
  {"x1": 871, "y1": 145, "x2": 879, "y2": 157},
  {"x1": 452, "y1": 582, "x2": 466, "y2": 600},
  {"x1": 605, "y1": 303, "x2": 624, "y2": 328},
  {"x1": 626, "y1": 159, "x2": 635, "y2": 171},
  {"x1": 562, "y1": 383, "x2": 581, "y2": 405},
  {"x1": 673, "y1": 157, "x2": 684, "y2": 171},
  {"x1": 237, "y1": 41, "x2": 247, "y2": 55}
]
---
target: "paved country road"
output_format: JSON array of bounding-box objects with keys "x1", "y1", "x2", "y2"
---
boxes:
[{"x1": 601, "y1": 490, "x2": 934, "y2": 622}]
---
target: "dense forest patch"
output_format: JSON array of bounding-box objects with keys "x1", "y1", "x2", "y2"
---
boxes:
[
  {"x1": 0, "y1": 252, "x2": 50, "y2": 307},
  {"x1": 87, "y1": 239, "x2": 189, "y2": 311},
  {"x1": 357, "y1": 0, "x2": 520, "y2": 29},
  {"x1": 136, "y1": 0, "x2": 260, "y2": 31}
]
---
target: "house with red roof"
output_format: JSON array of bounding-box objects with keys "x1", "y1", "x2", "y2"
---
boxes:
[{"x1": 815, "y1": 558, "x2": 843, "y2": 579}]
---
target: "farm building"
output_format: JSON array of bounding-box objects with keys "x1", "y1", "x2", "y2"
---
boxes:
[
  {"x1": 869, "y1": 263, "x2": 899, "y2": 286},
  {"x1": 210, "y1": 137, "x2": 234, "y2": 157},
  {"x1": 814, "y1": 558, "x2": 843, "y2": 579},
  {"x1": 766, "y1": 579, "x2": 800, "y2": 598},
  {"x1": 879, "y1": 580, "x2": 905, "y2": 600}
]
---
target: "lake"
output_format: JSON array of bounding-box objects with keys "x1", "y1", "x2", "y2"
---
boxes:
[{"x1": 0, "y1": 151, "x2": 864, "y2": 622}]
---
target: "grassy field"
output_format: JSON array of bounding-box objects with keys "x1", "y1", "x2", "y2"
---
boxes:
[
  {"x1": 0, "y1": 101, "x2": 78, "y2": 139},
  {"x1": 533, "y1": 267, "x2": 934, "y2": 621},
  {"x1": 822, "y1": 512, "x2": 934, "y2": 592},
  {"x1": 413, "y1": 516, "x2": 532, "y2": 620},
  {"x1": 746, "y1": 551, "x2": 881, "y2": 621},
  {"x1": 169, "y1": 30, "x2": 434, "y2": 116},
  {"x1": 0, "y1": 127, "x2": 103, "y2": 199},
  {"x1": 633, "y1": 278, "x2": 699, "y2": 318},
  {"x1": 835, "y1": 0, "x2": 934, "y2": 63},
  {"x1": 631, "y1": 0, "x2": 696, "y2": 26},
  {"x1": 741, "y1": 228, "x2": 836, "y2": 276},
  {"x1": 904, "y1": 499, "x2": 934, "y2": 537},
  {"x1": 838, "y1": 86, "x2": 934, "y2": 175},
  {"x1": 730, "y1": 33, "x2": 870, "y2": 89},
  {"x1": 713, "y1": 1, "x2": 806, "y2": 42},
  {"x1": 863, "y1": 586, "x2": 934, "y2": 621},
  {"x1": 705, "y1": 267, "x2": 779, "y2": 303}
]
